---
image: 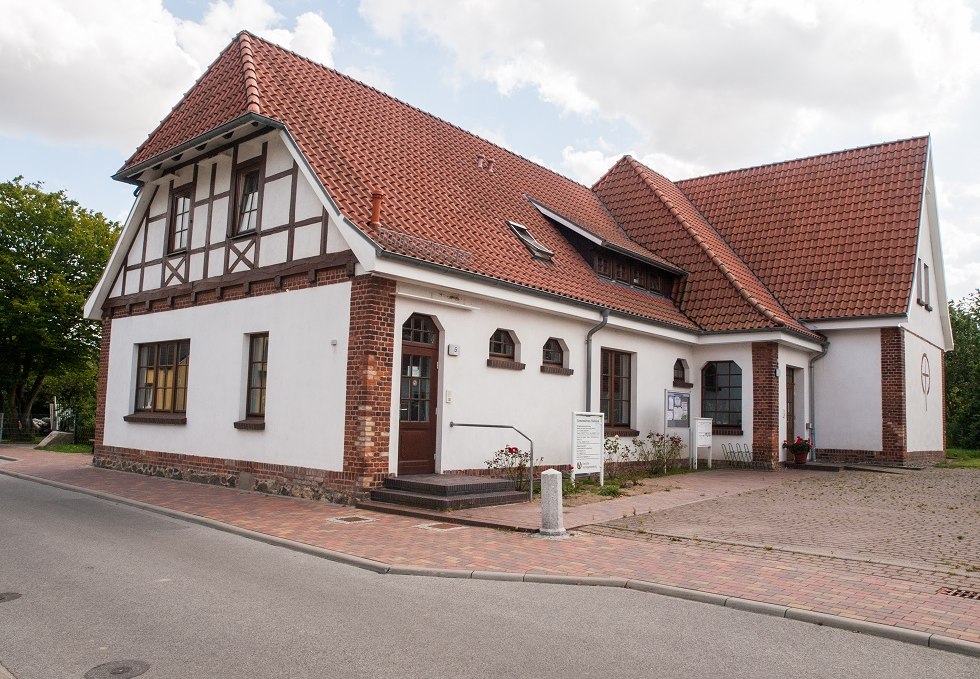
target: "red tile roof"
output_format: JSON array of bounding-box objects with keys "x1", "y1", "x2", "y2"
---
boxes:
[
  {"x1": 118, "y1": 32, "x2": 928, "y2": 337},
  {"x1": 677, "y1": 138, "x2": 928, "y2": 320},
  {"x1": 121, "y1": 33, "x2": 697, "y2": 330},
  {"x1": 594, "y1": 158, "x2": 819, "y2": 338}
]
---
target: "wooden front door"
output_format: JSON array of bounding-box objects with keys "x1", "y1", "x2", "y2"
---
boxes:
[
  {"x1": 397, "y1": 314, "x2": 438, "y2": 475},
  {"x1": 786, "y1": 367, "x2": 796, "y2": 442}
]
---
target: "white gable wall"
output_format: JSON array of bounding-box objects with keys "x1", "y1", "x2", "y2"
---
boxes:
[{"x1": 103, "y1": 284, "x2": 351, "y2": 470}]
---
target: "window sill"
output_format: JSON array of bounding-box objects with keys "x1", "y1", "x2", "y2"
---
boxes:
[
  {"x1": 234, "y1": 418, "x2": 265, "y2": 431},
  {"x1": 486, "y1": 358, "x2": 525, "y2": 371},
  {"x1": 540, "y1": 365, "x2": 574, "y2": 376},
  {"x1": 604, "y1": 427, "x2": 639, "y2": 438},
  {"x1": 672, "y1": 380, "x2": 693, "y2": 389},
  {"x1": 916, "y1": 299, "x2": 933, "y2": 311},
  {"x1": 124, "y1": 413, "x2": 187, "y2": 425},
  {"x1": 712, "y1": 426, "x2": 743, "y2": 436},
  {"x1": 229, "y1": 229, "x2": 257, "y2": 241}
]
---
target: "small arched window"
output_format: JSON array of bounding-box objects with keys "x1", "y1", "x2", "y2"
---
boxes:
[
  {"x1": 489, "y1": 329, "x2": 516, "y2": 359},
  {"x1": 542, "y1": 338, "x2": 564, "y2": 366},
  {"x1": 673, "y1": 359, "x2": 685, "y2": 382}
]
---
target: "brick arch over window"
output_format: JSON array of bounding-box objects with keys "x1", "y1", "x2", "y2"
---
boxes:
[{"x1": 702, "y1": 360, "x2": 742, "y2": 435}]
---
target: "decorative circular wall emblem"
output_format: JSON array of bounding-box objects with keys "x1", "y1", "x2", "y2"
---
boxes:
[{"x1": 920, "y1": 353, "x2": 931, "y2": 395}]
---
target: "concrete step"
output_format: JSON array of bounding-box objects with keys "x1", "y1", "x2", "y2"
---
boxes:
[
  {"x1": 383, "y1": 474, "x2": 516, "y2": 496},
  {"x1": 369, "y1": 487, "x2": 526, "y2": 510}
]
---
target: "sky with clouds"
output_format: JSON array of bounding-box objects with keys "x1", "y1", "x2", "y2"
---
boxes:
[{"x1": 1, "y1": 0, "x2": 978, "y2": 301}]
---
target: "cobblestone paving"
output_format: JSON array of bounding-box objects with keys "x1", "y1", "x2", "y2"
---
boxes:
[
  {"x1": 590, "y1": 468, "x2": 980, "y2": 574},
  {"x1": 3, "y1": 447, "x2": 980, "y2": 645}
]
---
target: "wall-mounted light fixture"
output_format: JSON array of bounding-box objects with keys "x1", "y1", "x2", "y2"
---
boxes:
[{"x1": 774, "y1": 367, "x2": 781, "y2": 378}]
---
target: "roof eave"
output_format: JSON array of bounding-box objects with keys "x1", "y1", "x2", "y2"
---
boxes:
[{"x1": 113, "y1": 112, "x2": 285, "y2": 185}]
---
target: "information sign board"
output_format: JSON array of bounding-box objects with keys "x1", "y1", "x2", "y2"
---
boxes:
[
  {"x1": 665, "y1": 390, "x2": 690, "y2": 428},
  {"x1": 572, "y1": 411, "x2": 605, "y2": 485}
]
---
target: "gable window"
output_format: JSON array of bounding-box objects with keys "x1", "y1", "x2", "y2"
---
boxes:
[
  {"x1": 507, "y1": 221, "x2": 554, "y2": 262},
  {"x1": 246, "y1": 333, "x2": 269, "y2": 418},
  {"x1": 600, "y1": 349, "x2": 632, "y2": 430},
  {"x1": 489, "y1": 329, "x2": 516, "y2": 358},
  {"x1": 168, "y1": 184, "x2": 192, "y2": 253},
  {"x1": 917, "y1": 258, "x2": 932, "y2": 311},
  {"x1": 542, "y1": 338, "x2": 563, "y2": 366},
  {"x1": 702, "y1": 361, "x2": 742, "y2": 434},
  {"x1": 134, "y1": 340, "x2": 190, "y2": 415},
  {"x1": 232, "y1": 161, "x2": 261, "y2": 235}
]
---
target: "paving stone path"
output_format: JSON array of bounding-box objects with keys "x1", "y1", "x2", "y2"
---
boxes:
[{"x1": 3, "y1": 446, "x2": 979, "y2": 646}]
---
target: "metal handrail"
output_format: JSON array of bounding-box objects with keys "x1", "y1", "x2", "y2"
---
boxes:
[{"x1": 449, "y1": 421, "x2": 535, "y2": 503}]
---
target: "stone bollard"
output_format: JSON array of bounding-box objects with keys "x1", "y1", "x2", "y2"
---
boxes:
[{"x1": 539, "y1": 468, "x2": 566, "y2": 537}]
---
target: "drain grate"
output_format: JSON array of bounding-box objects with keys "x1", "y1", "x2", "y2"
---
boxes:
[
  {"x1": 938, "y1": 587, "x2": 980, "y2": 600},
  {"x1": 416, "y1": 522, "x2": 466, "y2": 532},
  {"x1": 0, "y1": 592, "x2": 21, "y2": 604},
  {"x1": 84, "y1": 660, "x2": 150, "y2": 679},
  {"x1": 328, "y1": 515, "x2": 377, "y2": 524}
]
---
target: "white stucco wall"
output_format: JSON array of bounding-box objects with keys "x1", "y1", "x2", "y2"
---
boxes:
[
  {"x1": 813, "y1": 328, "x2": 882, "y2": 451},
  {"x1": 390, "y1": 282, "x2": 697, "y2": 473},
  {"x1": 904, "y1": 331, "x2": 945, "y2": 452},
  {"x1": 104, "y1": 284, "x2": 352, "y2": 470},
  {"x1": 904, "y1": 207, "x2": 946, "y2": 348}
]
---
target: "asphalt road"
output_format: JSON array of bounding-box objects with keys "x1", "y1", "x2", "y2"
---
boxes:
[{"x1": 0, "y1": 475, "x2": 975, "y2": 679}]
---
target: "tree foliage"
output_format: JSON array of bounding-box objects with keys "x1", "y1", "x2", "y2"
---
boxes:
[
  {"x1": 0, "y1": 177, "x2": 118, "y2": 436},
  {"x1": 945, "y1": 290, "x2": 980, "y2": 449}
]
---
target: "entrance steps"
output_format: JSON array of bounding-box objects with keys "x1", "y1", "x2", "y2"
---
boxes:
[{"x1": 367, "y1": 474, "x2": 526, "y2": 511}]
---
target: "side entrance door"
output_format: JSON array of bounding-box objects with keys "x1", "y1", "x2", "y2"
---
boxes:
[{"x1": 397, "y1": 314, "x2": 438, "y2": 475}]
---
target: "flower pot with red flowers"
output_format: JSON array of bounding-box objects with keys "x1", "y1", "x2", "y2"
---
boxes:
[{"x1": 783, "y1": 437, "x2": 812, "y2": 464}]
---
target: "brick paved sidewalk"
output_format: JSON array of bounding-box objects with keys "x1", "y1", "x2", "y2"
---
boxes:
[{"x1": 3, "y1": 446, "x2": 979, "y2": 646}]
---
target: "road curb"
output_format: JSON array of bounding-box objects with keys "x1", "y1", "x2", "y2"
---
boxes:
[{"x1": 3, "y1": 467, "x2": 979, "y2": 659}]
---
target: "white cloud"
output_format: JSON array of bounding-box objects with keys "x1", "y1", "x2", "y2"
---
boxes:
[
  {"x1": 341, "y1": 65, "x2": 393, "y2": 93},
  {"x1": 359, "y1": 0, "x2": 980, "y2": 169},
  {"x1": 0, "y1": 0, "x2": 336, "y2": 152}
]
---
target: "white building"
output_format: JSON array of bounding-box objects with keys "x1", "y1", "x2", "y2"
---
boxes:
[{"x1": 84, "y1": 32, "x2": 953, "y2": 501}]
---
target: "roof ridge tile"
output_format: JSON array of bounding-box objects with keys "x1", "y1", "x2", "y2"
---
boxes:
[{"x1": 237, "y1": 32, "x2": 262, "y2": 114}]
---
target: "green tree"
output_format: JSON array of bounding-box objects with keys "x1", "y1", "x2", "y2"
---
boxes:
[
  {"x1": 945, "y1": 290, "x2": 980, "y2": 449},
  {"x1": 0, "y1": 178, "x2": 117, "y2": 438}
]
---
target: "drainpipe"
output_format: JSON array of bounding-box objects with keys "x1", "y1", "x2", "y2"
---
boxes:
[
  {"x1": 585, "y1": 309, "x2": 610, "y2": 412},
  {"x1": 808, "y1": 339, "x2": 831, "y2": 460}
]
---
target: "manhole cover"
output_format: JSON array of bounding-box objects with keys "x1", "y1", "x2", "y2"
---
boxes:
[
  {"x1": 84, "y1": 660, "x2": 150, "y2": 679},
  {"x1": 328, "y1": 515, "x2": 376, "y2": 524},
  {"x1": 938, "y1": 587, "x2": 980, "y2": 600},
  {"x1": 0, "y1": 592, "x2": 21, "y2": 604}
]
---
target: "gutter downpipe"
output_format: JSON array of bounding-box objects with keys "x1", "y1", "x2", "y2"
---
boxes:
[
  {"x1": 807, "y1": 339, "x2": 831, "y2": 461},
  {"x1": 585, "y1": 309, "x2": 610, "y2": 412}
]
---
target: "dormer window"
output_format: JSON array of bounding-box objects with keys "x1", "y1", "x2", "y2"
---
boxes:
[
  {"x1": 594, "y1": 249, "x2": 668, "y2": 297},
  {"x1": 507, "y1": 221, "x2": 553, "y2": 262}
]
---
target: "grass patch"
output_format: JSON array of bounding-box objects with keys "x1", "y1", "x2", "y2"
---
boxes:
[
  {"x1": 39, "y1": 443, "x2": 93, "y2": 454},
  {"x1": 939, "y1": 448, "x2": 980, "y2": 469}
]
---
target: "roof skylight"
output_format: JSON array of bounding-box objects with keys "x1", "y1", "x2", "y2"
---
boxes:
[{"x1": 507, "y1": 221, "x2": 554, "y2": 262}]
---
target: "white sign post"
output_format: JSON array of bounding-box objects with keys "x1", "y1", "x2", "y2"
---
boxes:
[
  {"x1": 572, "y1": 411, "x2": 605, "y2": 486},
  {"x1": 692, "y1": 418, "x2": 713, "y2": 470}
]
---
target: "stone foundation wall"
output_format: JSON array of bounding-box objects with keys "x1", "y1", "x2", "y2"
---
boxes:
[{"x1": 94, "y1": 445, "x2": 374, "y2": 504}]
